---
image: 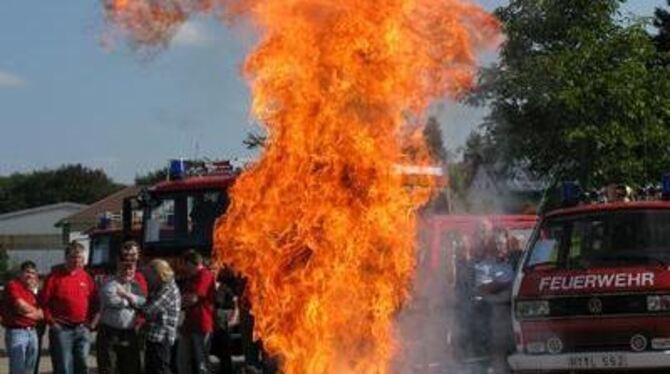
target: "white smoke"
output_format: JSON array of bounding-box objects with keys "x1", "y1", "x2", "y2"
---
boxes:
[{"x1": 393, "y1": 213, "x2": 456, "y2": 373}]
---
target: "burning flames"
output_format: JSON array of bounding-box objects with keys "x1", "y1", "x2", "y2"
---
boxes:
[{"x1": 105, "y1": 0, "x2": 497, "y2": 372}]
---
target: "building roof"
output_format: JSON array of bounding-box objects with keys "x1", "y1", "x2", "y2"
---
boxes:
[
  {"x1": 56, "y1": 186, "x2": 142, "y2": 227},
  {"x1": 0, "y1": 202, "x2": 87, "y2": 222}
]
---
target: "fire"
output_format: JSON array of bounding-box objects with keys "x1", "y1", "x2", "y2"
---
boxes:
[{"x1": 105, "y1": 0, "x2": 498, "y2": 372}]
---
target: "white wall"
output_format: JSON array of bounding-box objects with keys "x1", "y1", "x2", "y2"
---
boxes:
[
  {"x1": 0, "y1": 204, "x2": 86, "y2": 274},
  {"x1": 7, "y1": 249, "x2": 65, "y2": 274},
  {"x1": 0, "y1": 206, "x2": 83, "y2": 235}
]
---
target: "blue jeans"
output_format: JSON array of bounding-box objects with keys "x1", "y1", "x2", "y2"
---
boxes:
[
  {"x1": 48, "y1": 324, "x2": 90, "y2": 374},
  {"x1": 5, "y1": 328, "x2": 38, "y2": 374}
]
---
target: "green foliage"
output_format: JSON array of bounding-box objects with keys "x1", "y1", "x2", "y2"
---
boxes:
[
  {"x1": 135, "y1": 168, "x2": 168, "y2": 185},
  {"x1": 0, "y1": 247, "x2": 9, "y2": 281},
  {"x1": 445, "y1": 163, "x2": 470, "y2": 212},
  {"x1": 473, "y1": 0, "x2": 670, "y2": 188},
  {"x1": 0, "y1": 164, "x2": 124, "y2": 214},
  {"x1": 654, "y1": 1, "x2": 670, "y2": 52},
  {"x1": 243, "y1": 132, "x2": 267, "y2": 150},
  {"x1": 462, "y1": 131, "x2": 497, "y2": 167},
  {"x1": 423, "y1": 116, "x2": 448, "y2": 162}
]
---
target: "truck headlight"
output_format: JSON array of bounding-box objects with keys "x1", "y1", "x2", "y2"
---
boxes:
[
  {"x1": 516, "y1": 300, "x2": 550, "y2": 319},
  {"x1": 647, "y1": 295, "x2": 670, "y2": 311}
]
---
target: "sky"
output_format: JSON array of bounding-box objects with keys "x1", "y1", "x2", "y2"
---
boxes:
[{"x1": 0, "y1": 0, "x2": 662, "y2": 183}]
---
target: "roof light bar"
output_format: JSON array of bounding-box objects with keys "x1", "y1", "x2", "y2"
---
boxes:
[
  {"x1": 662, "y1": 173, "x2": 670, "y2": 200},
  {"x1": 560, "y1": 181, "x2": 582, "y2": 207},
  {"x1": 168, "y1": 159, "x2": 186, "y2": 180}
]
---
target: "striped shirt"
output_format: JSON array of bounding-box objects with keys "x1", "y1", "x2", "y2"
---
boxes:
[{"x1": 143, "y1": 280, "x2": 181, "y2": 344}]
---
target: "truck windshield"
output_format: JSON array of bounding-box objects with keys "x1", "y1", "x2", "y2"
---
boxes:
[
  {"x1": 525, "y1": 210, "x2": 670, "y2": 270},
  {"x1": 89, "y1": 235, "x2": 111, "y2": 267},
  {"x1": 144, "y1": 189, "x2": 229, "y2": 249}
]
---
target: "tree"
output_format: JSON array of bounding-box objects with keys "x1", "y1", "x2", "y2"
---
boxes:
[
  {"x1": 0, "y1": 246, "x2": 9, "y2": 282},
  {"x1": 135, "y1": 168, "x2": 168, "y2": 185},
  {"x1": 471, "y1": 0, "x2": 670, "y2": 188},
  {"x1": 654, "y1": 0, "x2": 670, "y2": 52},
  {"x1": 417, "y1": 116, "x2": 450, "y2": 212},
  {"x1": 462, "y1": 131, "x2": 496, "y2": 167},
  {"x1": 423, "y1": 116, "x2": 448, "y2": 163},
  {"x1": 0, "y1": 164, "x2": 124, "y2": 214},
  {"x1": 243, "y1": 132, "x2": 267, "y2": 150},
  {"x1": 445, "y1": 162, "x2": 471, "y2": 212}
]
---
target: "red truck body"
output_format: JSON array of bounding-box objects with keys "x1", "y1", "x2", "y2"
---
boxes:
[
  {"x1": 509, "y1": 199, "x2": 670, "y2": 372},
  {"x1": 423, "y1": 214, "x2": 538, "y2": 271},
  {"x1": 86, "y1": 164, "x2": 237, "y2": 278}
]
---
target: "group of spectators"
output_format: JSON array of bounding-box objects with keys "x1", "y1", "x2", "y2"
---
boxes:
[
  {"x1": 1, "y1": 240, "x2": 224, "y2": 374},
  {"x1": 2, "y1": 219, "x2": 525, "y2": 374},
  {"x1": 449, "y1": 220, "x2": 523, "y2": 373}
]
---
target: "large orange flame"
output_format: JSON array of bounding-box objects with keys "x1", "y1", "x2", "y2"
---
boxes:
[{"x1": 105, "y1": 0, "x2": 498, "y2": 372}]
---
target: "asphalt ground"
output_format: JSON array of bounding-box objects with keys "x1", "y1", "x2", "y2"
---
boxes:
[{"x1": 0, "y1": 326, "x2": 97, "y2": 374}]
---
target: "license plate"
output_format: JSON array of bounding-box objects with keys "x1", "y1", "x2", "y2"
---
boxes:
[{"x1": 567, "y1": 353, "x2": 627, "y2": 369}]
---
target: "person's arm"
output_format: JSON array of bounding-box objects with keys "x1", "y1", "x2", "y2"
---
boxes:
[
  {"x1": 15, "y1": 298, "x2": 41, "y2": 317},
  {"x1": 182, "y1": 293, "x2": 198, "y2": 308},
  {"x1": 128, "y1": 293, "x2": 146, "y2": 307},
  {"x1": 117, "y1": 285, "x2": 146, "y2": 307},
  {"x1": 183, "y1": 271, "x2": 214, "y2": 308},
  {"x1": 87, "y1": 274, "x2": 99, "y2": 329},
  {"x1": 8, "y1": 282, "x2": 44, "y2": 320},
  {"x1": 181, "y1": 274, "x2": 200, "y2": 308},
  {"x1": 481, "y1": 263, "x2": 515, "y2": 294},
  {"x1": 143, "y1": 286, "x2": 169, "y2": 318},
  {"x1": 103, "y1": 281, "x2": 129, "y2": 309},
  {"x1": 39, "y1": 274, "x2": 55, "y2": 325},
  {"x1": 228, "y1": 296, "x2": 240, "y2": 326}
]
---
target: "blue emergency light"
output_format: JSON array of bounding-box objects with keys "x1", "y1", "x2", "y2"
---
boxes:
[
  {"x1": 560, "y1": 181, "x2": 582, "y2": 207},
  {"x1": 662, "y1": 174, "x2": 670, "y2": 200},
  {"x1": 169, "y1": 159, "x2": 186, "y2": 180},
  {"x1": 97, "y1": 213, "x2": 111, "y2": 230}
]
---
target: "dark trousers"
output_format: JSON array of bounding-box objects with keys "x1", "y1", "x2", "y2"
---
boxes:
[
  {"x1": 211, "y1": 323, "x2": 233, "y2": 374},
  {"x1": 240, "y1": 309, "x2": 260, "y2": 368},
  {"x1": 471, "y1": 299, "x2": 493, "y2": 357},
  {"x1": 48, "y1": 324, "x2": 90, "y2": 374},
  {"x1": 177, "y1": 332, "x2": 211, "y2": 374},
  {"x1": 34, "y1": 323, "x2": 45, "y2": 374},
  {"x1": 96, "y1": 325, "x2": 142, "y2": 374},
  {"x1": 146, "y1": 339, "x2": 173, "y2": 374}
]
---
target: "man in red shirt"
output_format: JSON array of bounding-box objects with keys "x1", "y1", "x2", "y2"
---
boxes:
[
  {"x1": 2, "y1": 260, "x2": 44, "y2": 374},
  {"x1": 41, "y1": 241, "x2": 97, "y2": 374},
  {"x1": 177, "y1": 250, "x2": 215, "y2": 374}
]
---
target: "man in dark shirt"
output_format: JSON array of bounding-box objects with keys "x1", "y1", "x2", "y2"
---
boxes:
[
  {"x1": 41, "y1": 241, "x2": 97, "y2": 374},
  {"x1": 2, "y1": 261, "x2": 44, "y2": 374},
  {"x1": 212, "y1": 265, "x2": 238, "y2": 374}
]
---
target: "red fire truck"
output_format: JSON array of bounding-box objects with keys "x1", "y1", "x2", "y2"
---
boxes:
[
  {"x1": 85, "y1": 159, "x2": 251, "y2": 369},
  {"x1": 86, "y1": 160, "x2": 237, "y2": 271},
  {"x1": 128, "y1": 160, "x2": 235, "y2": 263},
  {"x1": 509, "y1": 181, "x2": 670, "y2": 372}
]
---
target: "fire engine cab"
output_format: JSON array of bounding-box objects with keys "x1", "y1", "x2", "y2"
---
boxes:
[
  {"x1": 127, "y1": 159, "x2": 237, "y2": 262},
  {"x1": 86, "y1": 159, "x2": 239, "y2": 273},
  {"x1": 509, "y1": 179, "x2": 670, "y2": 372}
]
